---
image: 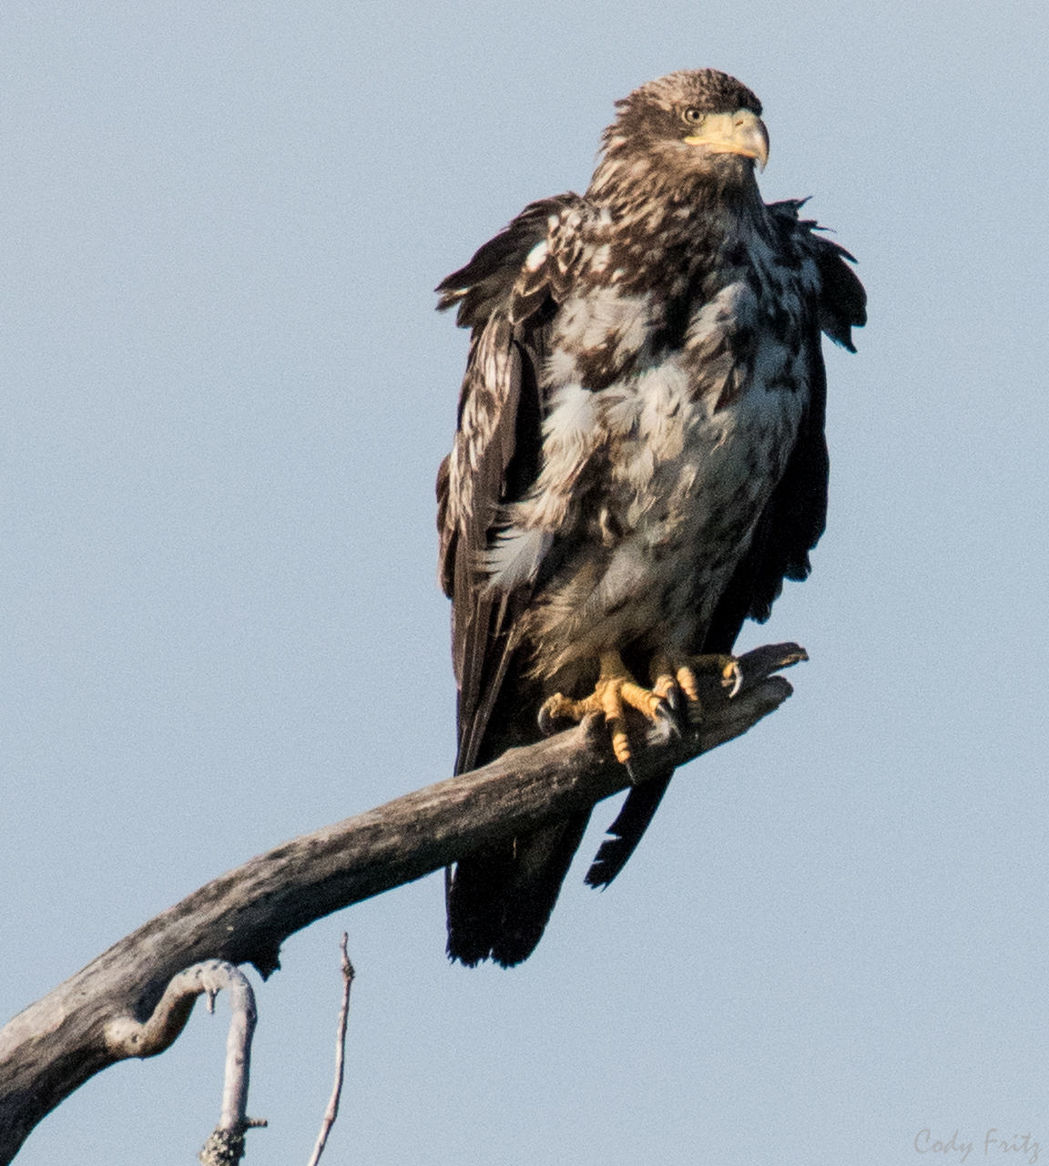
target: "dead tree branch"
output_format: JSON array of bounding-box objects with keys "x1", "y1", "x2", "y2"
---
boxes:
[{"x1": 0, "y1": 642, "x2": 803, "y2": 1163}]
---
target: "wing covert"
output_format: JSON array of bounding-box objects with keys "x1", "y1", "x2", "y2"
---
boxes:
[{"x1": 437, "y1": 195, "x2": 586, "y2": 772}]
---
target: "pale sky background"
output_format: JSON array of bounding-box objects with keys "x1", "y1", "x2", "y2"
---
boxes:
[{"x1": 3, "y1": 3, "x2": 1048, "y2": 1164}]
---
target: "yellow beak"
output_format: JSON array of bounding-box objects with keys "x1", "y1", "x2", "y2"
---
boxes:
[{"x1": 683, "y1": 109, "x2": 770, "y2": 171}]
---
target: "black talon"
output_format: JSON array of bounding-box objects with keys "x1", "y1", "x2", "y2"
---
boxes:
[{"x1": 665, "y1": 684, "x2": 684, "y2": 717}]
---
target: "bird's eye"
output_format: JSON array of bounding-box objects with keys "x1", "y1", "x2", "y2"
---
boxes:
[{"x1": 682, "y1": 107, "x2": 704, "y2": 125}]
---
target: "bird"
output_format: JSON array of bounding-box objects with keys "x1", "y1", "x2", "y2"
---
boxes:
[{"x1": 435, "y1": 69, "x2": 865, "y2": 967}]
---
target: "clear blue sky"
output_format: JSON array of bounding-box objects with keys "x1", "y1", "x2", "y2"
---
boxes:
[{"x1": 3, "y1": 3, "x2": 1047, "y2": 1164}]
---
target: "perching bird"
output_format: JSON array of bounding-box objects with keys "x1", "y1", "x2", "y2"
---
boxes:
[{"x1": 436, "y1": 69, "x2": 865, "y2": 966}]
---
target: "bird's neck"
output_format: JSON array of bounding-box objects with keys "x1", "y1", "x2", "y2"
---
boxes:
[
  {"x1": 584, "y1": 157, "x2": 769, "y2": 294},
  {"x1": 587, "y1": 154, "x2": 768, "y2": 257}
]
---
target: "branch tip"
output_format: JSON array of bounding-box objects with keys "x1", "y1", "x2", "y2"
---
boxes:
[{"x1": 306, "y1": 934, "x2": 357, "y2": 1166}]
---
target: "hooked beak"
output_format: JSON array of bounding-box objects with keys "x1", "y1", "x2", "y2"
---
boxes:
[{"x1": 683, "y1": 108, "x2": 770, "y2": 171}]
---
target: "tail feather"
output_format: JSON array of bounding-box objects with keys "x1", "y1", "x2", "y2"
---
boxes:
[
  {"x1": 585, "y1": 770, "x2": 673, "y2": 888},
  {"x1": 446, "y1": 811, "x2": 591, "y2": 966}
]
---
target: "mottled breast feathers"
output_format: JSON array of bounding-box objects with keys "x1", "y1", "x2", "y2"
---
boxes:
[{"x1": 437, "y1": 195, "x2": 864, "y2": 671}]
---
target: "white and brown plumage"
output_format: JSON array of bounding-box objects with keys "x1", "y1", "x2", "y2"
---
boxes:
[{"x1": 436, "y1": 70, "x2": 865, "y2": 966}]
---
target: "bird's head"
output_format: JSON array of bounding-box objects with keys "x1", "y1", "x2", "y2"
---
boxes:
[{"x1": 591, "y1": 70, "x2": 769, "y2": 203}]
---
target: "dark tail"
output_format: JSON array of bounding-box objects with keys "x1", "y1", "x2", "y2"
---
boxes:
[{"x1": 446, "y1": 811, "x2": 591, "y2": 966}]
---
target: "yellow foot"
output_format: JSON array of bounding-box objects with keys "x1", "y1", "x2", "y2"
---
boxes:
[{"x1": 539, "y1": 652, "x2": 670, "y2": 765}]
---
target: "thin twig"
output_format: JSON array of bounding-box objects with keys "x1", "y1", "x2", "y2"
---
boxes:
[{"x1": 307, "y1": 933, "x2": 356, "y2": 1166}]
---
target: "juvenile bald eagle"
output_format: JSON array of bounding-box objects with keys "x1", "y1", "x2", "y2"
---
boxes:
[{"x1": 436, "y1": 69, "x2": 865, "y2": 966}]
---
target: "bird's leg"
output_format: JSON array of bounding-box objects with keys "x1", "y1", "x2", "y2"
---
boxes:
[{"x1": 539, "y1": 651, "x2": 668, "y2": 765}]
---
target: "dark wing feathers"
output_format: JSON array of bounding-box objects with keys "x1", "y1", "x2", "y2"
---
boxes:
[
  {"x1": 436, "y1": 194, "x2": 580, "y2": 328},
  {"x1": 440, "y1": 320, "x2": 533, "y2": 772},
  {"x1": 438, "y1": 195, "x2": 586, "y2": 774},
  {"x1": 768, "y1": 199, "x2": 867, "y2": 352},
  {"x1": 709, "y1": 202, "x2": 865, "y2": 631}
]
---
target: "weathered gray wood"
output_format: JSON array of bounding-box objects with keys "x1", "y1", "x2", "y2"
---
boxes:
[{"x1": 0, "y1": 643, "x2": 803, "y2": 1162}]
